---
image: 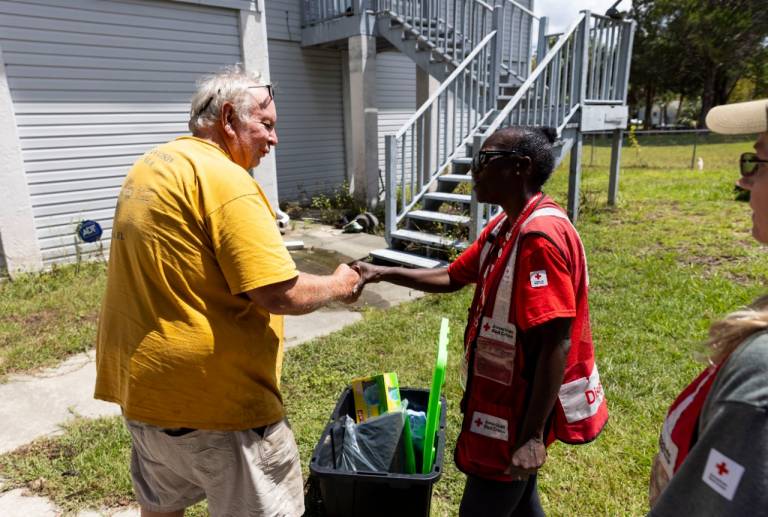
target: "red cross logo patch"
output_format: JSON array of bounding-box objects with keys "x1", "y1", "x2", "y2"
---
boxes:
[{"x1": 530, "y1": 270, "x2": 548, "y2": 288}]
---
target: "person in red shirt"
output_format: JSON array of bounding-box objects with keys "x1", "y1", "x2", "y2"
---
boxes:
[{"x1": 353, "y1": 126, "x2": 607, "y2": 516}]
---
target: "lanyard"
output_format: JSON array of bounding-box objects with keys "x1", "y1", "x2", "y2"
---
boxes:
[{"x1": 467, "y1": 193, "x2": 544, "y2": 347}]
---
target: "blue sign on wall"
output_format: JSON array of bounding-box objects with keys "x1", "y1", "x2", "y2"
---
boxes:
[{"x1": 77, "y1": 220, "x2": 103, "y2": 243}]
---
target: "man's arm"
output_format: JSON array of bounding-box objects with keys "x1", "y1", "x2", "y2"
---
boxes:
[
  {"x1": 246, "y1": 263, "x2": 360, "y2": 315},
  {"x1": 352, "y1": 261, "x2": 466, "y2": 293},
  {"x1": 507, "y1": 317, "x2": 572, "y2": 475}
]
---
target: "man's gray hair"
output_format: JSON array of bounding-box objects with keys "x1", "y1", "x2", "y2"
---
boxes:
[{"x1": 188, "y1": 65, "x2": 268, "y2": 133}]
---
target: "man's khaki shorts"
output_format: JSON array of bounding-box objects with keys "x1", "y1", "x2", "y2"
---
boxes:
[{"x1": 125, "y1": 418, "x2": 304, "y2": 517}]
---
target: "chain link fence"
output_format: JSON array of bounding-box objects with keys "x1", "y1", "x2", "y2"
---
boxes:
[{"x1": 582, "y1": 130, "x2": 755, "y2": 171}]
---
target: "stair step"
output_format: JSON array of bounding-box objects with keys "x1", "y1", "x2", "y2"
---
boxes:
[
  {"x1": 423, "y1": 192, "x2": 471, "y2": 204},
  {"x1": 391, "y1": 229, "x2": 469, "y2": 249},
  {"x1": 452, "y1": 157, "x2": 472, "y2": 166},
  {"x1": 438, "y1": 173, "x2": 472, "y2": 183},
  {"x1": 407, "y1": 210, "x2": 470, "y2": 225},
  {"x1": 370, "y1": 248, "x2": 447, "y2": 269}
]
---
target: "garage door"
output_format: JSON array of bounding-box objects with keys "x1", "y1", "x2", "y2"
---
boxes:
[{"x1": 0, "y1": 0, "x2": 242, "y2": 265}]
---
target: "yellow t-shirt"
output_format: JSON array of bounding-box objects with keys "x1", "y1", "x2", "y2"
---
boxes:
[{"x1": 95, "y1": 136, "x2": 298, "y2": 430}]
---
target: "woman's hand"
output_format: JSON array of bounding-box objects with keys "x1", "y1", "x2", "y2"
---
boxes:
[{"x1": 504, "y1": 437, "x2": 547, "y2": 479}]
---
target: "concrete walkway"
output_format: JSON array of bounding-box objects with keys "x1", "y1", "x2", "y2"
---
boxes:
[{"x1": 0, "y1": 225, "x2": 423, "y2": 516}]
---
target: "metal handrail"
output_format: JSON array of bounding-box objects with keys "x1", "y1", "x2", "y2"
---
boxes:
[
  {"x1": 302, "y1": 0, "x2": 357, "y2": 27},
  {"x1": 484, "y1": 12, "x2": 586, "y2": 138},
  {"x1": 585, "y1": 13, "x2": 634, "y2": 103},
  {"x1": 395, "y1": 30, "x2": 496, "y2": 139},
  {"x1": 377, "y1": 0, "x2": 494, "y2": 66},
  {"x1": 498, "y1": 0, "x2": 539, "y2": 83},
  {"x1": 381, "y1": 2, "x2": 542, "y2": 241},
  {"x1": 468, "y1": 12, "x2": 634, "y2": 238},
  {"x1": 503, "y1": 0, "x2": 537, "y2": 20},
  {"x1": 384, "y1": 18, "x2": 500, "y2": 241},
  {"x1": 472, "y1": 0, "x2": 493, "y2": 11}
]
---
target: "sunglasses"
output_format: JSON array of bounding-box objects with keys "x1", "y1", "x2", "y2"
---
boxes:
[
  {"x1": 471, "y1": 150, "x2": 523, "y2": 173},
  {"x1": 740, "y1": 152, "x2": 768, "y2": 178},
  {"x1": 195, "y1": 84, "x2": 274, "y2": 118}
]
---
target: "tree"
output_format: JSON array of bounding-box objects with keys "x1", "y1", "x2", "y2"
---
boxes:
[
  {"x1": 678, "y1": 0, "x2": 768, "y2": 125},
  {"x1": 629, "y1": 0, "x2": 768, "y2": 127},
  {"x1": 629, "y1": 0, "x2": 675, "y2": 128}
]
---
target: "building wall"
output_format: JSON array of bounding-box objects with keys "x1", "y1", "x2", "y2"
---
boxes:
[
  {"x1": 376, "y1": 51, "x2": 417, "y2": 185},
  {"x1": 0, "y1": 0, "x2": 244, "y2": 266},
  {"x1": 268, "y1": 40, "x2": 347, "y2": 201},
  {"x1": 266, "y1": 0, "x2": 348, "y2": 202}
]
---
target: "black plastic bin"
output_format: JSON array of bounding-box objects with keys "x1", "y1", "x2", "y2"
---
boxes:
[{"x1": 309, "y1": 387, "x2": 447, "y2": 517}]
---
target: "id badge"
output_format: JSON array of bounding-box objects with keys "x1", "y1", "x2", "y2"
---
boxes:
[
  {"x1": 473, "y1": 317, "x2": 517, "y2": 385},
  {"x1": 460, "y1": 354, "x2": 469, "y2": 391},
  {"x1": 657, "y1": 424, "x2": 678, "y2": 479}
]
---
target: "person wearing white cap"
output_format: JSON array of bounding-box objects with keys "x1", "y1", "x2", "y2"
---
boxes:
[{"x1": 647, "y1": 100, "x2": 768, "y2": 516}]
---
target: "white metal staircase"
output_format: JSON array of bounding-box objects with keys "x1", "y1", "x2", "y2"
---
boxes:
[{"x1": 301, "y1": 1, "x2": 636, "y2": 268}]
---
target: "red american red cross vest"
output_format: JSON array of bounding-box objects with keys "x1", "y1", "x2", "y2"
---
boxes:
[
  {"x1": 455, "y1": 199, "x2": 608, "y2": 481},
  {"x1": 655, "y1": 364, "x2": 721, "y2": 488}
]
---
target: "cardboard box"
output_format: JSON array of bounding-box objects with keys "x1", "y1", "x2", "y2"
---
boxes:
[{"x1": 351, "y1": 372, "x2": 401, "y2": 422}]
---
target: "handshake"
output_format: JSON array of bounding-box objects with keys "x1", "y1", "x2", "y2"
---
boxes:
[
  {"x1": 334, "y1": 261, "x2": 384, "y2": 303},
  {"x1": 331, "y1": 259, "x2": 449, "y2": 304}
]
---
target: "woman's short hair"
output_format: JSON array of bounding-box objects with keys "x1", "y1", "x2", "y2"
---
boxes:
[
  {"x1": 484, "y1": 126, "x2": 557, "y2": 189},
  {"x1": 188, "y1": 65, "x2": 267, "y2": 133}
]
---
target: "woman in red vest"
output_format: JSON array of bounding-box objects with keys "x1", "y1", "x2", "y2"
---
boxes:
[
  {"x1": 354, "y1": 126, "x2": 608, "y2": 516},
  {"x1": 648, "y1": 100, "x2": 768, "y2": 515}
]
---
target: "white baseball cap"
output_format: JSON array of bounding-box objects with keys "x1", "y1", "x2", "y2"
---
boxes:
[{"x1": 706, "y1": 99, "x2": 768, "y2": 135}]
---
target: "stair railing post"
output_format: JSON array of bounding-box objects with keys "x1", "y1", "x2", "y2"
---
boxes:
[
  {"x1": 607, "y1": 19, "x2": 635, "y2": 206},
  {"x1": 616, "y1": 20, "x2": 636, "y2": 104},
  {"x1": 607, "y1": 128, "x2": 622, "y2": 206},
  {"x1": 385, "y1": 135, "x2": 398, "y2": 245},
  {"x1": 489, "y1": 5, "x2": 503, "y2": 107},
  {"x1": 567, "y1": 11, "x2": 590, "y2": 223},
  {"x1": 536, "y1": 16, "x2": 548, "y2": 67},
  {"x1": 469, "y1": 134, "x2": 484, "y2": 242}
]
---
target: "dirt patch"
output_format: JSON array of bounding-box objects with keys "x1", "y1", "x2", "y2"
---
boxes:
[
  {"x1": 10, "y1": 439, "x2": 76, "y2": 463},
  {"x1": 5, "y1": 309, "x2": 61, "y2": 333},
  {"x1": 289, "y1": 248, "x2": 388, "y2": 309},
  {"x1": 679, "y1": 254, "x2": 740, "y2": 269}
]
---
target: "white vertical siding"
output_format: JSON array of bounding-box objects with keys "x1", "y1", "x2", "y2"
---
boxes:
[
  {"x1": 268, "y1": 40, "x2": 346, "y2": 200},
  {"x1": 376, "y1": 51, "x2": 416, "y2": 181},
  {"x1": 267, "y1": 0, "x2": 302, "y2": 42},
  {"x1": 0, "y1": 0, "x2": 242, "y2": 266}
]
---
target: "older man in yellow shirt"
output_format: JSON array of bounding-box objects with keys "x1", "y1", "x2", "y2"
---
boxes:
[{"x1": 95, "y1": 67, "x2": 359, "y2": 517}]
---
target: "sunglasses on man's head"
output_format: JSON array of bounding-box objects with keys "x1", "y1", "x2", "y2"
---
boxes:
[
  {"x1": 740, "y1": 152, "x2": 768, "y2": 178},
  {"x1": 471, "y1": 150, "x2": 523, "y2": 173},
  {"x1": 196, "y1": 84, "x2": 274, "y2": 118}
]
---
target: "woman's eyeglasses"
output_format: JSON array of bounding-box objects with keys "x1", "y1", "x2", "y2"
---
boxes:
[
  {"x1": 471, "y1": 150, "x2": 523, "y2": 173},
  {"x1": 740, "y1": 152, "x2": 768, "y2": 178},
  {"x1": 195, "y1": 84, "x2": 274, "y2": 118}
]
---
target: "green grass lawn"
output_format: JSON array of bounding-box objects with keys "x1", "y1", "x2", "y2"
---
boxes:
[
  {"x1": 1, "y1": 137, "x2": 766, "y2": 515},
  {"x1": 0, "y1": 262, "x2": 106, "y2": 381}
]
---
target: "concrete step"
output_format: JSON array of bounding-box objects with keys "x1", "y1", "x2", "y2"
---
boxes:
[
  {"x1": 407, "y1": 210, "x2": 470, "y2": 226},
  {"x1": 450, "y1": 156, "x2": 472, "y2": 174},
  {"x1": 391, "y1": 229, "x2": 469, "y2": 249},
  {"x1": 451, "y1": 157, "x2": 472, "y2": 167},
  {"x1": 423, "y1": 191, "x2": 471, "y2": 204},
  {"x1": 438, "y1": 173, "x2": 472, "y2": 183},
  {"x1": 370, "y1": 248, "x2": 447, "y2": 269}
]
